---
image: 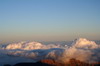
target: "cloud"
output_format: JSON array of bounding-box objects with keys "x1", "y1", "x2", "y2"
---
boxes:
[
  {"x1": 0, "y1": 38, "x2": 100, "y2": 65},
  {"x1": 4, "y1": 41, "x2": 61, "y2": 50}
]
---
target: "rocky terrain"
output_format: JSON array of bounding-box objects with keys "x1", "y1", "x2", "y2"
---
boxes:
[{"x1": 4, "y1": 59, "x2": 100, "y2": 66}]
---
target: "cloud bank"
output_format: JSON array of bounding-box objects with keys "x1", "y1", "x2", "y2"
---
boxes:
[{"x1": 0, "y1": 38, "x2": 100, "y2": 65}]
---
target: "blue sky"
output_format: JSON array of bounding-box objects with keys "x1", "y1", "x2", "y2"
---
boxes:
[{"x1": 0, "y1": 0, "x2": 100, "y2": 43}]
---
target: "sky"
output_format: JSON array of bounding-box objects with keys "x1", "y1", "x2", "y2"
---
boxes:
[{"x1": 0, "y1": 0, "x2": 100, "y2": 43}]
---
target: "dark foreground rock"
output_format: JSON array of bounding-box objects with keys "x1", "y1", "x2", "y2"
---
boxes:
[
  {"x1": 13, "y1": 62, "x2": 51, "y2": 66},
  {"x1": 5, "y1": 59, "x2": 100, "y2": 66}
]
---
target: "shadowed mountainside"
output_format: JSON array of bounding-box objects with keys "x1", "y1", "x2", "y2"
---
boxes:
[{"x1": 8, "y1": 59, "x2": 100, "y2": 66}]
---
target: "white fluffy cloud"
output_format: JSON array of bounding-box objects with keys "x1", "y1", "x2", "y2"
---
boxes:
[
  {"x1": 72, "y1": 38, "x2": 98, "y2": 49},
  {"x1": 4, "y1": 41, "x2": 61, "y2": 50},
  {"x1": 0, "y1": 38, "x2": 100, "y2": 65}
]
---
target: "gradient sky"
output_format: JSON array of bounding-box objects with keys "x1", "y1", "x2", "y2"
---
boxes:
[{"x1": 0, "y1": 0, "x2": 100, "y2": 43}]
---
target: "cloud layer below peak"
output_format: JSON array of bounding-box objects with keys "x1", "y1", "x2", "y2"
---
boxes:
[{"x1": 0, "y1": 38, "x2": 100, "y2": 66}]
